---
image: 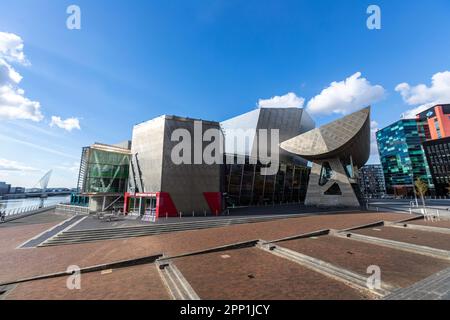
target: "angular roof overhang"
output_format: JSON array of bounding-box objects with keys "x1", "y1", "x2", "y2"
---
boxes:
[{"x1": 280, "y1": 107, "x2": 371, "y2": 167}]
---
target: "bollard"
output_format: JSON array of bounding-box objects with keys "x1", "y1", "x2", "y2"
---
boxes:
[
  {"x1": 166, "y1": 212, "x2": 168, "y2": 219},
  {"x1": 204, "y1": 210, "x2": 206, "y2": 217},
  {"x1": 376, "y1": 207, "x2": 379, "y2": 212},
  {"x1": 409, "y1": 208, "x2": 412, "y2": 215},
  {"x1": 192, "y1": 211, "x2": 195, "y2": 217},
  {"x1": 227, "y1": 209, "x2": 230, "y2": 216},
  {"x1": 179, "y1": 212, "x2": 182, "y2": 219}
]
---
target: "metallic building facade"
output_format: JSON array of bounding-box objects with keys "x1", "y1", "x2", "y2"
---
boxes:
[
  {"x1": 221, "y1": 107, "x2": 315, "y2": 207},
  {"x1": 358, "y1": 164, "x2": 386, "y2": 198},
  {"x1": 281, "y1": 107, "x2": 371, "y2": 207},
  {"x1": 376, "y1": 119, "x2": 433, "y2": 196},
  {"x1": 75, "y1": 107, "x2": 317, "y2": 216},
  {"x1": 126, "y1": 115, "x2": 222, "y2": 218}
]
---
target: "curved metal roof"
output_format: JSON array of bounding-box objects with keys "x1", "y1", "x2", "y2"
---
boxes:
[{"x1": 280, "y1": 107, "x2": 371, "y2": 167}]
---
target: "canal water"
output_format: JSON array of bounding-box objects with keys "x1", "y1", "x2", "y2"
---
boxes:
[{"x1": 0, "y1": 195, "x2": 70, "y2": 215}]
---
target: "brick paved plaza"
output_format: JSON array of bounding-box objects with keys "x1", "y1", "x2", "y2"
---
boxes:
[{"x1": 1, "y1": 209, "x2": 449, "y2": 300}]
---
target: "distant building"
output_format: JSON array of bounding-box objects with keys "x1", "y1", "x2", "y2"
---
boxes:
[
  {"x1": 416, "y1": 104, "x2": 450, "y2": 140},
  {"x1": 0, "y1": 182, "x2": 11, "y2": 195},
  {"x1": 9, "y1": 187, "x2": 25, "y2": 194},
  {"x1": 358, "y1": 164, "x2": 386, "y2": 198},
  {"x1": 423, "y1": 136, "x2": 450, "y2": 197},
  {"x1": 376, "y1": 119, "x2": 433, "y2": 196}
]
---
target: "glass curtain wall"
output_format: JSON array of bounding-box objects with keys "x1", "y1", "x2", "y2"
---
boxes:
[
  {"x1": 377, "y1": 119, "x2": 433, "y2": 195},
  {"x1": 84, "y1": 148, "x2": 130, "y2": 193},
  {"x1": 224, "y1": 156, "x2": 310, "y2": 207}
]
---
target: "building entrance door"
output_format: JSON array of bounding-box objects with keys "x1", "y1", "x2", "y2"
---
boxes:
[{"x1": 141, "y1": 196, "x2": 157, "y2": 222}]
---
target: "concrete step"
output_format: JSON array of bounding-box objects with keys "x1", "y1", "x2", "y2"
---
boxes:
[
  {"x1": 156, "y1": 260, "x2": 200, "y2": 300},
  {"x1": 39, "y1": 214, "x2": 307, "y2": 247}
]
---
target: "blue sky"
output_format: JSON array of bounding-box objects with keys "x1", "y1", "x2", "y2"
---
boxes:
[{"x1": 1, "y1": 0, "x2": 450, "y2": 187}]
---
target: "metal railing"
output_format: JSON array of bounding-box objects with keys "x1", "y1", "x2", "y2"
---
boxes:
[
  {"x1": 2, "y1": 203, "x2": 56, "y2": 219},
  {"x1": 366, "y1": 201, "x2": 450, "y2": 220},
  {"x1": 56, "y1": 204, "x2": 90, "y2": 215}
]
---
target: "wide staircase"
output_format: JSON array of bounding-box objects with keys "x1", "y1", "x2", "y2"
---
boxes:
[{"x1": 38, "y1": 212, "x2": 315, "y2": 247}]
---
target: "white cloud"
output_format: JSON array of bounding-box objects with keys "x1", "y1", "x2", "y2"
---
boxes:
[
  {"x1": 306, "y1": 72, "x2": 385, "y2": 116},
  {"x1": 0, "y1": 31, "x2": 43, "y2": 122},
  {"x1": 50, "y1": 116, "x2": 81, "y2": 132},
  {"x1": 396, "y1": 71, "x2": 450, "y2": 119},
  {"x1": 0, "y1": 58, "x2": 22, "y2": 85},
  {"x1": 0, "y1": 85, "x2": 43, "y2": 121},
  {"x1": 0, "y1": 32, "x2": 28, "y2": 64},
  {"x1": 0, "y1": 158, "x2": 40, "y2": 172},
  {"x1": 258, "y1": 92, "x2": 305, "y2": 109}
]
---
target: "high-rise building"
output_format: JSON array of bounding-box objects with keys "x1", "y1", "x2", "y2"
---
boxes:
[
  {"x1": 423, "y1": 136, "x2": 450, "y2": 196},
  {"x1": 415, "y1": 104, "x2": 450, "y2": 196},
  {"x1": 358, "y1": 164, "x2": 386, "y2": 198},
  {"x1": 376, "y1": 119, "x2": 433, "y2": 196},
  {"x1": 416, "y1": 104, "x2": 450, "y2": 140}
]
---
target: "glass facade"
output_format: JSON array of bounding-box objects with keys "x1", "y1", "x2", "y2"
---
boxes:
[
  {"x1": 82, "y1": 147, "x2": 131, "y2": 193},
  {"x1": 423, "y1": 137, "x2": 450, "y2": 196},
  {"x1": 376, "y1": 119, "x2": 433, "y2": 195},
  {"x1": 358, "y1": 164, "x2": 386, "y2": 198},
  {"x1": 223, "y1": 155, "x2": 310, "y2": 206}
]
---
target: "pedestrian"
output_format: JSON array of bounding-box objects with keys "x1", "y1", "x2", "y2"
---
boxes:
[{"x1": 0, "y1": 210, "x2": 5, "y2": 223}]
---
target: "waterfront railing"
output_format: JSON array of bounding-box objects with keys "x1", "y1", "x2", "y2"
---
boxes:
[
  {"x1": 56, "y1": 204, "x2": 90, "y2": 215},
  {"x1": 2, "y1": 203, "x2": 57, "y2": 219}
]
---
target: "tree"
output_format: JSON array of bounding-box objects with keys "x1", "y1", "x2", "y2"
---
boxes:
[{"x1": 415, "y1": 178, "x2": 428, "y2": 207}]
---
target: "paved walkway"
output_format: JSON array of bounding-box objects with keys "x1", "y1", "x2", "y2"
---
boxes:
[
  {"x1": 20, "y1": 214, "x2": 87, "y2": 248},
  {"x1": 385, "y1": 267, "x2": 450, "y2": 300}
]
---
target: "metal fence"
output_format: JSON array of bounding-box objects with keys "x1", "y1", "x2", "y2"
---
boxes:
[
  {"x1": 56, "y1": 204, "x2": 90, "y2": 215},
  {"x1": 366, "y1": 202, "x2": 450, "y2": 219},
  {"x1": 3, "y1": 203, "x2": 56, "y2": 218}
]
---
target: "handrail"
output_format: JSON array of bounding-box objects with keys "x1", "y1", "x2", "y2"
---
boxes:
[{"x1": 56, "y1": 204, "x2": 90, "y2": 215}]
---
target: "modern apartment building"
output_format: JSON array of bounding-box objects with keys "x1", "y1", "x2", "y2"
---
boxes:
[
  {"x1": 357, "y1": 164, "x2": 386, "y2": 198},
  {"x1": 376, "y1": 119, "x2": 433, "y2": 196},
  {"x1": 423, "y1": 136, "x2": 450, "y2": 196},
  {"x1": 416, "y1": 104, "x2": 450, "y2": 140}
]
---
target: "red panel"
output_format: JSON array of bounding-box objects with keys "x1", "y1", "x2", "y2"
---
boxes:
[
  {"x1": 156, "y1": 192, "x2": 178, "y2": 218},
  {"x1": 124, "y1": 192, "x2": 130, "y2": 214},
  {"x1": 203, "y1": 192, "x2": 222, "y2": 216}
]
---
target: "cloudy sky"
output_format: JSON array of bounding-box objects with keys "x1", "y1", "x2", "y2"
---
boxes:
[{"x1": 1, "y1": 0, "x2": 450, "y2": 187}]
